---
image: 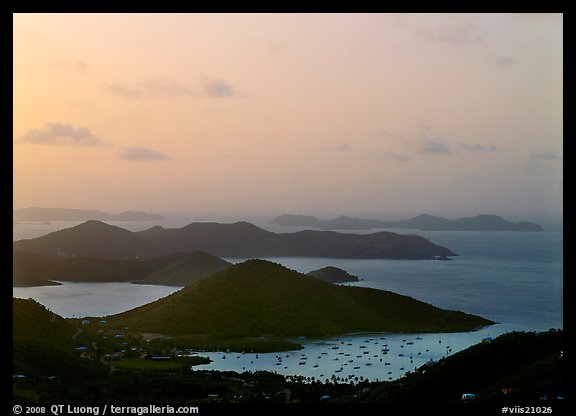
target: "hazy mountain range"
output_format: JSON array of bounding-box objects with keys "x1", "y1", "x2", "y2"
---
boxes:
[
  {"x1": 13, "y1": 220, "x2": 457, "y2": 260},
  {"x1": 13, "y1": 207, "x2": 164, "y2": 222},
  {"x1": 269, "y1": 213, "x2": 544, "y2": 231}
]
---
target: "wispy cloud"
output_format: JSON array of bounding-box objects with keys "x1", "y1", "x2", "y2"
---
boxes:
[
  {"x1": 421, "y1": 137, "x2": 451, "y2": 154},
  {"x1": 202, "y1": 79, "x2": 236, "y2": 98},
  {"x1": 419, "y1": 19, "x2": 487, "y2": 48},
  {"x1": 51, "y1": 57, "x2": 89, "y2": 73},
  {"x1": 460, "y1": 142, "x2": 497, "y2": 152},
  {"x1": 417, "y1": 122, "x2": 433, "y2": 132},
  {"x1": 316, "y1": 142, "x2": 352, "y2": 152},
  {"x1": 369, "y1": 151, "x2": 410, "y2": 162},
  {"x1": 531, "y1": 149, "x2": 560, "y2": 160},
  {"x1": 104, "y1": 78, "x2": 195, "y2": 99},
  {"x1": 15, "y1": 123, "x2": 106, "y2": 146},
  {"x1": 117, "y1": 146, "x2": 172, "y2": 161},
  {"x1": 381, "y1": 129, "x2": 404, "y2": 140},
  {"x1": 489, "y1": 54, "x2": 519, "y2": 68},
  {"x1": 104, "y1": 82, "x2": 144, "y2": 99},
  {"x1": 105, "y1": 77, "x2": 237, "y2": 99}
]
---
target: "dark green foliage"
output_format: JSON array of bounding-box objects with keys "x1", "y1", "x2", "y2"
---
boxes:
[
  {"x1": 13, "y1": 298, "x2": 78, "y2": 346},
  {"x1": 13, "y1": 329, "x2": 564, "y2": 404},
  {"x1": 108, "y1": 260, "x2": 493, "y2": 337},
  {"x1": 13, "y1": 220, "x2": 159, "y2": 259},
  {"x1": 306, "y1": 266, "x2": 360, "y2": 283},
  {"x1": 13, "y1": 250, "x2": 231, "y2": 286},
  {"x1": 350, "y1": 329, "x2": 564, "y2": 403}
]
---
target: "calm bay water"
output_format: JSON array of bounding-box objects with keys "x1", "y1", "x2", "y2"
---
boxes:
[{"x1": 13, "y1": 222, "x2": 563, "y2": 381}]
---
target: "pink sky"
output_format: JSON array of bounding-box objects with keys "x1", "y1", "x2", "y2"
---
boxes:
[{"x1": 13, "y1": 13, "x2": 562, "y2": 222}]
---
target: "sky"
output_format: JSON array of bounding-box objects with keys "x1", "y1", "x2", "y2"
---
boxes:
[{"x1": 13, "y1": 13, "x2": 563, "y2": 223}]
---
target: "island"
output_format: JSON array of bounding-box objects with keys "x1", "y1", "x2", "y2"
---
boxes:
[
  {"x1": 269, "y1": 213, "x2": 544, "y2": 231},
  {"x1": 13, "y1": 219, "x2": 458, "y2": 260},
  {"x1": 306, "y1": 266, "x2": 360, "y2": 283},
  {"x1": 13, "y1": 207, "x2": 165, "y2": 222}
]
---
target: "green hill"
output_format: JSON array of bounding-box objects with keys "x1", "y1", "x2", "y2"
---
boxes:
[
  {"x1": 13, "y1": 250, "x2": 232, "y2": 287},
  {"x1": 349, "y1": 329, "x2": 564, "y2": 403},
  {"x1": 13, "y1": 251, "x2": 62, "y2": 286},
  {"x1": 13, "y1": 298, "x2": 78, "y2": 346},
  {"x1": 12, "y1": 299, "x2": 104, "y2": 379},
  {"x1": 13, "y1": 220, "x2": 159, "y2": 259},
  {"x1": 306, "y1": 266, "x2": 360, "y2": 283},
  {"x1": 107, "y1": 260, "x2": 493, "y2": 338}
]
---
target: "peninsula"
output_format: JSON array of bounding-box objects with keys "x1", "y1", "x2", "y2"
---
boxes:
[
  {"x1": 13, "y1": 220, "x2": 457, "y2": 260},
  {"x1": 107, "y1": 260, "x2": 493, "y2": 338}
]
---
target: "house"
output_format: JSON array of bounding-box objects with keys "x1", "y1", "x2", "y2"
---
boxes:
[{"x1": 461, "y1": 393, "x2": 476, "y2": 401}]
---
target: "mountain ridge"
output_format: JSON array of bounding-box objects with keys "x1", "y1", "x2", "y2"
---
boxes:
[
  {"x1": 269, "y1": 213, "x2": 544, "y2": 231},
  {"x1": 14, "y1": 207, "x2": 165, "y2": 222},
  {"x1": 14, "y1": 220, "x2": 457, "y2": 260}
]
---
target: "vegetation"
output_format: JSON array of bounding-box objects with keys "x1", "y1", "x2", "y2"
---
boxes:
[
  {"x1": 13, "y1": 220, "x2": 158, "y2": 259},
  {"x1": 306, "y1": 266, "x2": 359, "y2": 283},
  {"x1": 106, "y1": 260, "x2": 493, "y2": 338},
  {"x1": 13, "y1": 250, "x2": 231, "y2": 287},
  {"x1": 13, "y1": 299, "x2": 564, "y2": 405},
  {"x1": 14, "y1": 219, "x2": 457, "y2": 259},
  {"x1": 343, "y1": 329, "x2": 565, "y2": 403}
]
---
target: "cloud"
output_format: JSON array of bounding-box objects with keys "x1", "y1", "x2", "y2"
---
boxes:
[
  {"x1": 531, "y1": 149, "x2": 560, "y2": 160},
  {"x1": 380, "y1": 129, "x2": 404, "y2": 139},
  {"x1": 417, "y1": 122, "x2": 432, "y2": 132},
  {"x1": 202, "y1": 79, "x2": 236, "y2": 98},
  {"x1": 489, "y1": 54, "x2": 519, "y2": 68},
  {"x1": 460, "y1": 142, "x2": 497, "y2": 152},
  {"x1": 419, "y1": 19, "x2": 487, "y2": 48},
  {"x1": 421, "y1": 137, "x2": 451, "y2": 154},
  {"x1": 104, "y1": 82, "x2": 144, "y2": 99},
  {"x1": 51, "y1": 57, "x2": 89, "y2": 73},
  {"x1": 15, "y1": 123, "x2": 105, "y2": 146},
  {"x1": 104, "y1": 78, "x2": 196, "y2": 99},
  {"x1": 316, "y1": 142, "x2": 352, "y2": 152},
  {"x1": 117, "y1": 146, "x2": 172, "y2": 161},
  {"x1": 370, "y1": 151, "x2": 410, "y2": 162},
  {"x1": 105, "y1": 77, "x2": 237, "y2": 99}
]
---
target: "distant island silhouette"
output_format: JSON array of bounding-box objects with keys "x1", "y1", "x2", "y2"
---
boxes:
[
  {"x1": 13, "y1": 220, "x2": 458, "y2": 261},
  {"x1": 13, "y1": 207, "x2": 165, "y2": 222},
  {"x1": 269, "y1": 213, "x2": 543, "y2": 232}
]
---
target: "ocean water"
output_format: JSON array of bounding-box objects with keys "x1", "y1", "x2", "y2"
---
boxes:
[{"x1": 12, "y1": 223, "x2": 562, "y2": 381}]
